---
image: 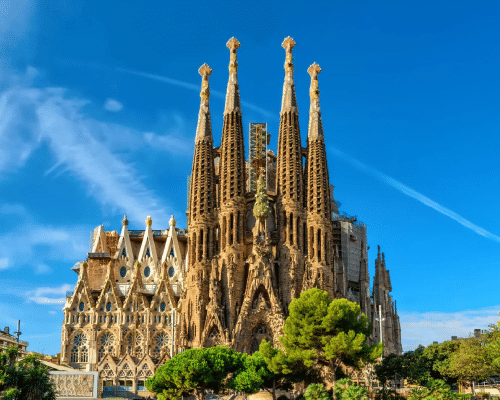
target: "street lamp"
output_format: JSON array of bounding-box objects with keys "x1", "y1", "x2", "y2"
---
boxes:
[{"x1": 375, "y1": 304, "x2": 386, "y2": 360}]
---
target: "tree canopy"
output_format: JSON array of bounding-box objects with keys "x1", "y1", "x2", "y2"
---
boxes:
[
  {"x1": 279, "y1": 288, "x2": 382, "y2": 387},
  {"x1": 0, "y1": 347, "x2": 56, "y2": 400},
  {"x1": 146, "y1": 346, "x2": 244, "y2": 400}
]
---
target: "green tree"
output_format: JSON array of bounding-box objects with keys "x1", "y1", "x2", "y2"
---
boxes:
[
  {"x1": 333, "y1": 378, "x2": 369, "y2": 400},
  {"x1": 146, "y1": 346, "x2": 244, "y2": 400},
  {"x1": 280, "y1": 288, "x2": 382, "y2": 390},
  {"x1": 374, "y1": 353, "x2": 405, "y2": 387},
  {"x1": 408, "y1": 378, "x2": 459, "y2": 400},
  {"x1": 228, "y1": 351, "x2": 292, "y2": 400},
  {"x1": 304, "y1": 383, "x2": 331, "y2": 400},
  {"x1": 445, "y1": 336, "x2": 491, "y2": 395},
  {"x1": 0, "y1": 347, "x2": 57, "y2": 400}
]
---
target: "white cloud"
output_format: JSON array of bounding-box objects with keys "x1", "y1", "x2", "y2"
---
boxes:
[
  {"x1": 329, "y1": 147, "x2": 500, "y2": 244},
  {"x1": 49, "y1": 311, "x2": 57, "y2": 315},
  {"x1": 400, "y1": 306, "x2": 500, "y2": 351},
  {"x1": 103, "y1": 98, "x2": 123, "y2": 112},
  {"x1": 26, "y1": 283, "x2": 74, "y2": 305},
  {"x1": 0, "y1": 203, "x2": 89, "y2": 273},
  {"x1": 0, "y1": 66, "x2": 192, "y2": 227}
]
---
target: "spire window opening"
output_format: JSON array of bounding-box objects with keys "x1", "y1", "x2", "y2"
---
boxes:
[
  {"x1": 199, "y1": 229, "x2": 204, "y2": 262},
  {"x1": 229, "y1": 213, "x2": 234, "y2": 245},
  {"x1": 289, "y1": 213, "x2": 294, "y2": 245},
  {"x1": 303, "y1": 223, "x2": 307, "y2": 255},
  {"x1": 317, "y1": 228, "x2": 322, "y2": 260}
]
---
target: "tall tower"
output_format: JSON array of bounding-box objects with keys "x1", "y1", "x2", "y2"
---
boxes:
[
  {"x1": 185, "y1": 64, "x2": 217, "y2": 347},
  {"x1": 218, "y1": 37, "x2": 247, "y2": 333},
  {"x1": 276, "y1": 37, "x2": 306, "y2": 306},
  {"x1": 304, "y1": 63, "x2": 334, "y2": 296}
]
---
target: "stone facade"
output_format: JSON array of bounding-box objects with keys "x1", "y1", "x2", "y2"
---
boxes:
[{"x1": 62, "y1": 37, "x2": 402, "y2": 395}]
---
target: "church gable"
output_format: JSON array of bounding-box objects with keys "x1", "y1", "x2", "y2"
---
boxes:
[
  {"x1": 138, "y1": 216, "x2": 158, "y2": 266},
  {"x1": 114, "y1": 216, "x2": 134, "y2": 265},
  {"x1": 92, "y1": 224, "x2": 109, "y2": 254}
]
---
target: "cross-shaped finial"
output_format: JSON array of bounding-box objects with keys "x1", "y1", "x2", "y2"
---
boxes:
[
  {"x1": 226, "y1": 37, "x2": 240, "y2": 51},
  {"x1": 198, "y1": 63, "x2": 212, "y2": 78},
  {"x1": 307, "y1": 62, "x2": 322, "y2": 79},
  {"x1": 282, "y1": 36, "x2": 296, "y2": 53}
]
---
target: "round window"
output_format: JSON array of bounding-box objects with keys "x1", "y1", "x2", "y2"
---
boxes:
[
  {"x1": 120, "y1": 266, "x2": 127, "y2": 278},
  {"x1": 144, "y1": 266, "x2": 150, "y2": 277},
  {"x1": 106, "y1": 302, "x2": 112, "y2": 312},
  {"x1": 168, "y1": 266, "x2": 175, "y2": 278},
  {"x1": 79, "y1": 302, "x2": 85, "y2": 312},
  {"x1": 160, "y1": 302, "x2": 166, "y2": 312}
]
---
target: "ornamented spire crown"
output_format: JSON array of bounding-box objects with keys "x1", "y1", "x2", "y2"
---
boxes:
[
  {"x1": 307, "y1": 62, "x2": 324, "y2": 140},
  {"x1": 224, "y1": 37, "x2": 241, "y2": 115},
  {"x1": 195, "y1": 63, "x2": 213, "y2": 143},
  {"x1": 280, "y1": 36, "x2": 298, "y2": 114}
]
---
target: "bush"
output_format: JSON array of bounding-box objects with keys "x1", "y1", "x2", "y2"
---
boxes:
[
  {"x1": 304, "y1": 383, "x2": 331, "y2": 400},
  {"x1": 374, "y1": 388, "x2": 405, "y2": 400},
  {"x1": 408, "y1": 379, "x2": 460, "y2": 400},
  {"x1": 333, "y1": 378, "x2": 369, "y2": 400},
  {"x1": 475, "y1": 393, "x2": 490, "y2": 399}
]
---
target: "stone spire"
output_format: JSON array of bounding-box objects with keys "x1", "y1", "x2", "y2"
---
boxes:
[
  {"x1": 219, "y1": 37, "x2": 246, "y2": 207},
  {"x1": 277, "y1": 36, "x2": 304, "y2": 205},
  {"x1": 189, "y1": 63, "x2": 217, "y2": 247},
  {"x1": 195, "y1": 64, "x2": 213, "y2": 143},
  {"x1": 306, "y1": 63, "x2": 331, "y2": 219},
  {"x1": 224, "y1": 37, "x2": 241, "y2": 115}
]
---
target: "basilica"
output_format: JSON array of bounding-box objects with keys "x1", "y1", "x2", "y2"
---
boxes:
[{"x1": 61, "y1": 37, "x2": 402, "y2": 397}]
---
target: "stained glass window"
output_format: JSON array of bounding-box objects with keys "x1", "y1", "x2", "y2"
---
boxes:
[
  {"x1": 79, "y1": 302, "x2": 85, "y2": 312},
  {"x1": 120, "y1": 266, "x2": 127, "y2": 277},
  {"x1": 146, "y1": 248, "x2": 151, "y2": 257},
  {"x1": 121, "y1": 248, "x2": 126, "y2": 257},
  {"x1": 168, "y1": 266, "x2": 175, "y2": 278},
  {"x1": 156, "y1": 333, "x2": 168, "y2": 347},
  {"x1": 144, "y1": 266, "x2": 150, "y2": 277},
  {"x1": 160, "y1": 302, "x2": 166, "y2": 312},
  {"x1": 106, "y1": 302, "x2": 112, "y2": 312}
]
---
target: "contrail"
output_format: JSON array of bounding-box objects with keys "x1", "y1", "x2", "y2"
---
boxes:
[
  {"x1": 329, "y1": 147, "x2": 500, "y2": 244},
  {"x1": 116, "y1": 67, "x2": 275, "y2": 119}
]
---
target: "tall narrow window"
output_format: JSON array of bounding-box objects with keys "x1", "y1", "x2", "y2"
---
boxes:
[
  {"x1": 303, "y1": 222, "x2": 307, "y2": 254},
  {"x1": 236, "y1": 211, "x2": 240, "y2": 244},
  {"x1": 229, "y1": 214, "x2": 234, "y2": 245},
  {"x1": 317, "y1": 228, "x2": 322, "y2": 260},
  {"x1": 289, "y1": 213, "x2": 294, "y2": 245}
]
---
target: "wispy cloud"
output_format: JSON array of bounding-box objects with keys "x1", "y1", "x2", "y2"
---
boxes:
[
  {"x1": 26, "y1": 283, "x2": 74, "y2": 305},
  {"x1": 103, "y1": 98, "x2": 123, "y2": 112},
  {"x1": 116, "y1": 67, "x2": 275, "y2": 119},
  {"x1": 0, "y1": 67, "x2": 190, "y2": 226},
  {"x1": 0, "y1": 203, "x2": 89, "y2": 272},
  {"x1": 400, "y1": 306, "x2": 500, "y2": 351},
  {"x1": 329, "y1": 147, "x2": 500, "y2": 243}
]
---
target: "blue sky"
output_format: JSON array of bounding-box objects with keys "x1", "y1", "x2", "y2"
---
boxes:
[{"x1": 1, "y1": 0, "x2": 499, "y2": 355}]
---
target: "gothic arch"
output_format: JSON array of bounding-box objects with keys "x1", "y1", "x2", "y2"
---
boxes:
[{"x1": 251, "y1": 285, "x2": 271, "y2": 309}]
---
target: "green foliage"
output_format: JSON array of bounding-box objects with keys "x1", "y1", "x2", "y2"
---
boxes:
[
  {"x1": 146, "y1": 346, "x2": 244, "y2": 400},
  {"x1": 408, "y1": 379, "x2": 460, "y2": 400},
  {"x1": 280, "y1": 289, "x2": 382, "y2": 385},
  {"x1": 373, "y1": 388, "x2": 405, "y2": 400},
  {"x1": 0, "y1": 347, "x2": 56, "y2": 400},
  {"x1": 304, "y1": 383, "x2": 331, "y2": 400},
  {"x1": 333, "y1": 378, "x2": 368, "y2": 400}
]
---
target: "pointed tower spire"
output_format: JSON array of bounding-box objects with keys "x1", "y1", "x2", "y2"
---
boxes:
[
  {"x1": 195, "y1": 64, "x2": 213, "y2": 143},
  {"x1": 276, "y1": 36, "x2": 306, "y2": 307},
  {"x1": 306, "y1": 63, "x2": 331, "y2": 219},
  {"x1": 188, "y1": 63, "x2": 217, "y2": 265}
]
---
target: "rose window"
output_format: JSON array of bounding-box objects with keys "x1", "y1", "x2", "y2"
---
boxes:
[
  {"x1": 70, "y1": 333, "x2": 88, "y2": 363},
  {"x1": 101, "y1": 333, "x2": 115, "y2": 346},
  {"x1": 155, "y1": 333, "x2": 169, "y2": 347}
]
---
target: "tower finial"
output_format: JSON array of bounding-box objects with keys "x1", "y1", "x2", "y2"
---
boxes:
[
  {"x1": 226, "y1": 37, "x2": 240, "y2": 76},
  {"x1": 282, "y1": 36, "x2": 296, "y2": 75},
  {"x1": 198, "y1": 63, "x2": 212, "y2": 105},
  {"x1": 195, "y1": 64, "x2": 213, "y2": 143},
  {"x1": 307, "y1": 62, "x2": 324, "y2": 140},
  {"x1": 224, "y1": 37, "x2": 242, "y2": 115}
]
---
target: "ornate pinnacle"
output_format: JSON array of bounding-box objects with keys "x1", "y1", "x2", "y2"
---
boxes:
[
  {"x1": 282, "y1": 36, "x2": 296, "y2": 74},
  {"x1": 146, "y1": 216, "x2": 153, "y2": 227},
  {"x1": 198, "y1": 64, "x2": 212, "y2": 105},
  {"x1": 169, "y1": 215, "x2": 176, "y2": 227},
  {"x1": 308, "y1": 62, "x2": 322, "y2": 101},
  {"x1": 226, "y1": 37, "x2": 240, "y2": 75},
  {"x1": 122, "y1": 215, "x2": 129, "y2": 226}
]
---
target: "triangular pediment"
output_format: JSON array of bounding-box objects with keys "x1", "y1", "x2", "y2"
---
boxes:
[
  {"x1": 69, "y1": 262, "x2": 95, "y2": 310},
  {"x1": 138, "y1": 216, "x2": 158, "y2": 265},
  {"x1": 114, "y1": 217, "x2": 134, "y2": 264},
  {"x1": 161, "y1": 217, "x2": 182, "y2": 270},
  {"x1": 98, "y1": 353, "x2": 117, "y2": 369},
  {"x1": 92, "y1": 224, "x2": 108, "y2": 253},
  {"x1": 96, "y1": 262, "x2": 122, "y2": 309}
]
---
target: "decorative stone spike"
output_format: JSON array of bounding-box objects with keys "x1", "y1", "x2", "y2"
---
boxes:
[
  {"x1": 195, "y1": 64, "x2": 213, "y2": 143},
  {"x1": 145, "y1": 216, "x2": 153, "y2": 227},
  {"x1": 122, "y1": 215, "x2": 129, "y2": 226},
  {"x1": 224, "y1": 37, "x2": 242, "y2": 115},
  {"x1": 169, "y1": 215, "x2": 176, "y2": 227},
  {"x1": 282, "y1": 36, "x2": 296, "y2": 74}
]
